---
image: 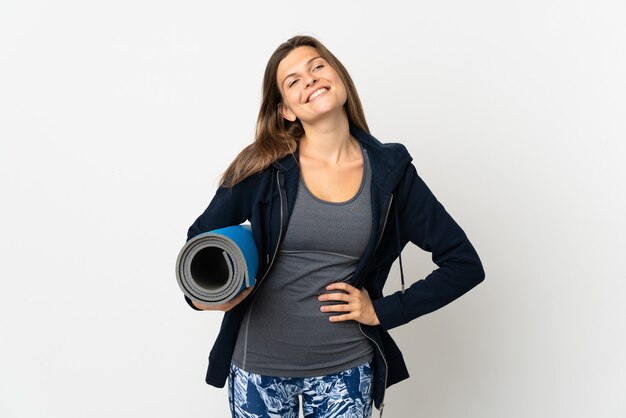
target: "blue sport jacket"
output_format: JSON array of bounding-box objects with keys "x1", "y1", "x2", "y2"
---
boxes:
[{"x1": 183, "y1": 123, "x2": 485, "y2": 414}]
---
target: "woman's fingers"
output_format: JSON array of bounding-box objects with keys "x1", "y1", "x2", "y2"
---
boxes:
[
  {"x1": 320, "y1": 303, "x2": 352, "y2": 312},
  {"x1": 318, "y1": 283, "x2": 380, "y2": 326},
  {"x1": 325, "y1": 282, "x2": 356, "y2": 293},
  {"x1": 328, "y1": 313, "x2": 355, "y2": 322},
  {"x1": 224, "y1": 286, "x2": 254, "y2": 311},
  {"x1": 233, "y1": 286, "x2": 253, "y2": 302},
  {"x1": 196, "y1": 286, "x2": 254, "y2": 311},
  {"x1": 318, "y1": 292, "x2": 351, "y2": 302},
  {"x1": 318, "y1": 282, "x2": 357, "y2": 302}
]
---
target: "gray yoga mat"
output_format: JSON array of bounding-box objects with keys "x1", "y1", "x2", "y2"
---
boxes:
[{"x1": 175, "y1": 224, "x2": 258, "y2": 306}]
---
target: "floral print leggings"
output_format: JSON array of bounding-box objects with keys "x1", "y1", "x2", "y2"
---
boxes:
[{"x1": 228, "y1": 360, "x2": 374, "y2": 418}]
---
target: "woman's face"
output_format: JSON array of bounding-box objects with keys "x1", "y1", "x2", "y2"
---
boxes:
[{"x1": 276, "y1": 45, "x2": 348, "y2": 124}]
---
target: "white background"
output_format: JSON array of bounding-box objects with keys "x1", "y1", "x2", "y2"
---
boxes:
[{"x1": 1, "y1": 1, "x2": 625, "y2": 417}]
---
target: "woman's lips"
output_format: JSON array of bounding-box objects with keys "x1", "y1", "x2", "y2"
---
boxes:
[{"x1": 307, "y1": 87, "x2": 329, "y2": 102}]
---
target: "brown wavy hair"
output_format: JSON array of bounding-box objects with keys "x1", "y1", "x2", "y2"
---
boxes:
[{"x1": 218, "y1": 34, "x2": 370, "y2": 188}]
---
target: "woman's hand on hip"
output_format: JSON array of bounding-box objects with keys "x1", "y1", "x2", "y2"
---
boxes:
[{"x1": 318, "y1": 282, "x2": 380, "y2": 326}]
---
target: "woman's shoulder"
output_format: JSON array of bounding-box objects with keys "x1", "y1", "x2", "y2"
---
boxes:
[
  {"x1": 225, "y1": 168, "x2": 266, "y2": 192},
  {"x1": 350, "y1": 125, "x2": 413, "y2": 165}
]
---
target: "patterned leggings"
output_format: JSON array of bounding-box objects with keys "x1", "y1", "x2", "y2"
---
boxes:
[{"x1": 228, "y1": 360, "x2": 374, "y2": 418}]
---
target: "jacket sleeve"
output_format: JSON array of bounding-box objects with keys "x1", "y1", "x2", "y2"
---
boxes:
[
  {"x1": 372, "y1": 163, "x2": 485, "y2": 330},
  {"x1": 182, "y1": 173, "x2": 259, "y2": 311}
]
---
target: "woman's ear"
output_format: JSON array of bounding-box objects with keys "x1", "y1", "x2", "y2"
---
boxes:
[{"x1": 278, "y1": 103, "x2": 297, "y2": 122}]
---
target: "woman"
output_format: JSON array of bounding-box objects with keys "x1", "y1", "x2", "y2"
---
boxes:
[{"x1": 183, "y1": 35, "x2": 485, "y2": 418}]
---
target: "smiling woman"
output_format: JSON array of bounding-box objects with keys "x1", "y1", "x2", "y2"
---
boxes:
[
  {"x1": 182, "y1": 34, "x2": 485, "y2": 418},
  {"x1": 276, "y1": 46, "x2": 348, "y2": 125}
]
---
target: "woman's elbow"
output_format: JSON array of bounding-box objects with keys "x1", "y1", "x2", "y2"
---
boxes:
[{"x1": 475, "y1": 260, "x2": 486, "y2": 285}]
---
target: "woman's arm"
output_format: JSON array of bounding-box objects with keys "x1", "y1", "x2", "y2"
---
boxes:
[
  {"x1": 182, "y1": 173, "x2": 260, "y2": 310},
  {"x1": 372, "y1": 163, "x2": 486, "y2": 330}
]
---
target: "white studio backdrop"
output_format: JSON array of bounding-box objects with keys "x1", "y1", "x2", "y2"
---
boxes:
[{"x1": 1, "y1": 1, "x2": 625, "y2": 417}]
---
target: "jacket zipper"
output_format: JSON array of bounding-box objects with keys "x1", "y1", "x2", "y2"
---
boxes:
[
  {"x1": 358, "y1": 193, "x2": 393, "y2": 288},
  {"x1": 359, "y1": 323, "x2": 388, "y2": 418},
  {"x1": 249, "y1": 170, "x2": 285, "y2": 297},
  {"x1": 373, "y1": 193, "x2": 393, "y2": 254},
  {"x1": 358, "y1": 193, "x2": 393, "y2": 418}
]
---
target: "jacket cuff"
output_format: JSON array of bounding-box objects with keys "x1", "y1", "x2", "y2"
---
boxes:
[
  {"x1": 185, "y1": 295, "x2": 203, "y2": 311},
  {"x1": 372, "y1": 293, "x2": 407, "y2": 331}
]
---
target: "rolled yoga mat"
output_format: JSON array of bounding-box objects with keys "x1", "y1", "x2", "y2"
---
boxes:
[{"x1": 176, "y1": 224, "x2": 258, "y2": 306}]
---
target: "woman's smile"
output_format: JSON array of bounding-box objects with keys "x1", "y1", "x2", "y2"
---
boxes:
[{"x1": 307, "y1": 87, "x2": 329, "y2": 102}]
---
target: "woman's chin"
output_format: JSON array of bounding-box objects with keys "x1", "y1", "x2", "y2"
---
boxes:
[{"x1": 305, "y1": 104, "x2": 346, "y2": 121}]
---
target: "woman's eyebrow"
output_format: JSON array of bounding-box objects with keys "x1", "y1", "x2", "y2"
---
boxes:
[{"x1": 283, "y1": 56, "x2": 322, "y2": 85}]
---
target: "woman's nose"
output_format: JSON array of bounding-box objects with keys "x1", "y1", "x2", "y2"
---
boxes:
[{"x1": 305, "y1": 76, "x2": 318, "y2": 88}]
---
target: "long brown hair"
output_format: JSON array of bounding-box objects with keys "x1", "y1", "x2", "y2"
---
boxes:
[{"x1": 218, "y1": 35, "x2": 370, "y2": 188}]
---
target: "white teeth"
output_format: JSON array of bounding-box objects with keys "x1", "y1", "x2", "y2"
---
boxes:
[{"x1": 308, "y1": 88, "x2": 327, "y2": 102}]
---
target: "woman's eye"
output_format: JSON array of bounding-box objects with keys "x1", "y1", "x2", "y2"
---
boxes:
[{"x1": 288, "y1": 65, "x2": 323, "y2": 88}]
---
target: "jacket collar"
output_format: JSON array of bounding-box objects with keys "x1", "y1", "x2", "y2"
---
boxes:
[{"x1": 272, "y1": 123, "x2": 413, "y2": 193}]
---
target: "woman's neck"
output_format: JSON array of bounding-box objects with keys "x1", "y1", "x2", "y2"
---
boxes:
[{"x1": 299, "y1": 113, "x2": 359, "y2": 167}]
